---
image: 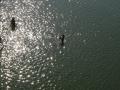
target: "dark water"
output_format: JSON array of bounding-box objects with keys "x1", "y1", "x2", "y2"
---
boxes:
[{"x1": 1, "y1": 0, "x2": 120, "y2": 90}]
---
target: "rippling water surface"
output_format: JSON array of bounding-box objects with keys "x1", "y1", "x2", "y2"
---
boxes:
[
  {"x1": 1, "y1": 0, "x2": 120, "y2": 90},
  {"x1": 0, "y1": 0, "x2": 63, "y2": 89}
]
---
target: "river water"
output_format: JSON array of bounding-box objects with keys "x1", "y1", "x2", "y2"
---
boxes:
[{"x1": 0, "y1": 0, "x2": 120, "y2": 90}]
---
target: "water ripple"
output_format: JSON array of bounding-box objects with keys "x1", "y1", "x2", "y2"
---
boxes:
[{"x1": 1, "y1": 0, "x2": 60, "y2": 89}]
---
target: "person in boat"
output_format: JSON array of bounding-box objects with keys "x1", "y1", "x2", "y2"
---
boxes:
[
  {"x1": 0, "y1": 37, "x2": 3, "y2": 57},
  {"x1": 10, "y1": 17, "x2": 16, "y2": 31},
  {"x1": 0, "y1": 37, "x2": 2, "y2": 43},
  {"x1": 59, "y1": 34, "x2": 65, "y2": 46}
]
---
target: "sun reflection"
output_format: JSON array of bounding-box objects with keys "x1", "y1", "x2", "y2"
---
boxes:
[
  {"x1": 6, "y1": 86, "x2": 11, "y2": 90},
  {"x1": 1, "y1": 0, "x2": 61, "y2": 89}
]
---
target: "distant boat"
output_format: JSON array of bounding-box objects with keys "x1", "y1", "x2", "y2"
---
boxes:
[
  {"x1": 10, "y1": 17, "x2": 16, "y2": 31},
  {"x1": 0, "y1": 37, "x2": 3, "y2": 58},
  {"x1": 0, "y1": 37, "x2": 2, "y2": 43},
  {"x1": 59, "y1": 34, "x2": 65, "y2": 46}
]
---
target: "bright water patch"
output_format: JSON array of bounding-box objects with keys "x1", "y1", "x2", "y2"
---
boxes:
[{"x1": 0, "y1": 0, "x2": 63, "y2": 90}]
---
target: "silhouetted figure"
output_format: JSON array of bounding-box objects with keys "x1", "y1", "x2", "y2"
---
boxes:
[
  {"x1": 59, "y1": 35, "x2": 65, "y2": 46},
  {"x1": 10, "y1": 17, "x2": 16, "y2": 31},
  {"x1": 0, "y1": 37, "x2": 3, "y2": 58},
  {"x1": 0, "y1": 37, "x2": 2, "y2": 43}
]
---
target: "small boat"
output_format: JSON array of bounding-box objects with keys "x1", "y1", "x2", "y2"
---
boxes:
[
  {"x1": 0, "y1": 37, "x2": 3, "y2": 57},
  {"x1": 10, "y1": 17, "x2": 16, "y2": 31},
  {"x1": 59, "y1": 34, "x2": 65, "y2": 46}
]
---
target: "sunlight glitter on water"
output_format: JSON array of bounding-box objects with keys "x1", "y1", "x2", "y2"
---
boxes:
[{"x1": 1, "y1": 0, "x2": 59, "y2": 89}]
